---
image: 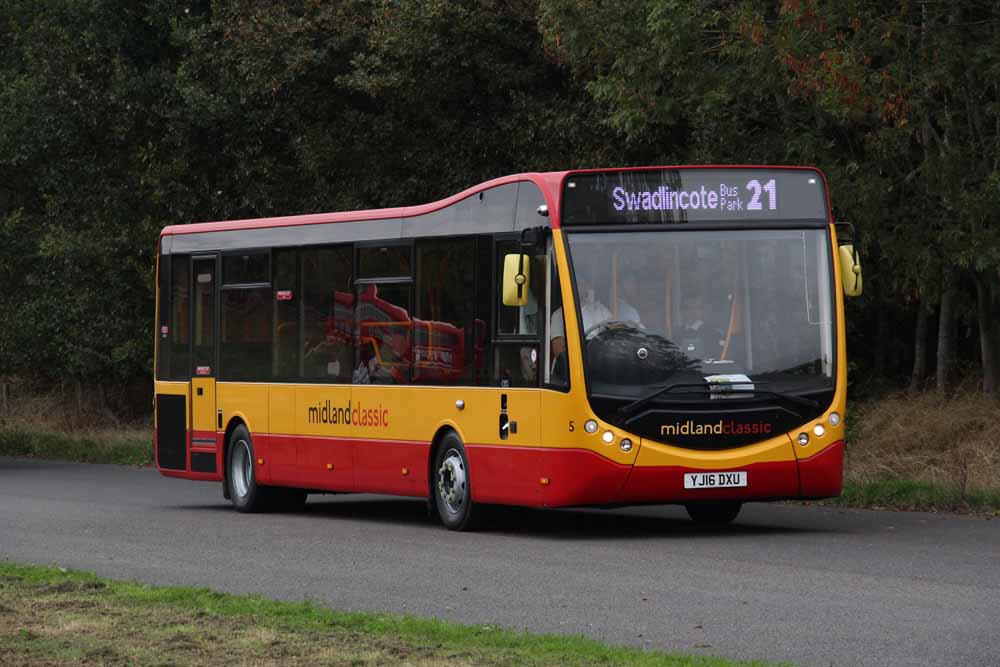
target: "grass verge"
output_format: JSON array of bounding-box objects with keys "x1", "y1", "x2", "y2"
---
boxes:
[
  {"x1": 835, "y1": 479, "x2": 1000, "y2": 514},
  {"x1": 0, "y1": 561, "x2": 778, "y2": 667},
  {"x1": 0, "y1": 426, "x2": 151, "y2": 466}
]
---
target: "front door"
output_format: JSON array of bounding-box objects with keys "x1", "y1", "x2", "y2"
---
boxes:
[{"x1": 189, "y1": 255, "x2": 218, "y2": 473}]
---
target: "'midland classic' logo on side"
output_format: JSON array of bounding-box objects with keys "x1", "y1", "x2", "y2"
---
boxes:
[
  {"x1": 307, "y1": 400, "x2": 389, "y2": 428},
  {"x1": 661, "y1": 419, "x2": 772, "y2": 437}
]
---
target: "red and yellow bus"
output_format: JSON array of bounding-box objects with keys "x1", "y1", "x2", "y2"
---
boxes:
[{"x1": 154, "y1": 166, "x2": 862, "y2": 529}]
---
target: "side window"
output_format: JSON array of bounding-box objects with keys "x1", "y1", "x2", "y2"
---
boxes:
[
  {"x1": 221, "y1": 287, "x2": 272, "y2": 381},
  {"x1": 168, "y1": 255, "x2": 191, "y2": 380},
  {"x1": 302, "y1": 246, "x2": 353, "y2": 382},
  {"x1": 414, "y1": 237, "x2": 476, "y2": 385},
  {"x1": 494, "y1": 240, "x2": 544, "y2": 388},
  {"x1": 546, "y1": 246, "x2": 568, "y2": 388},
  {"x1": 272, "y1": 249, "x2": 298, "y2": 380},
  {"x1": 221, "y1": 251, "x2": 272, "y2": 381},
  {"x1": 156, "y1": 254, "x2": 169, "y2": 380},
  {"x1": 355, "y1": 283, "x2": 411, "y2": 385}
]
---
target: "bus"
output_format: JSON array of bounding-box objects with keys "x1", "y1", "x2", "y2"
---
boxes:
[{"x1": 154, "y1": 166, "x2": 862, "y2": 530}]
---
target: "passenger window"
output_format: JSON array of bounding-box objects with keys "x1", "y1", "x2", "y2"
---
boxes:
[
  {"x1": 223, "y1": 252, "x2": 268, "y2": 285},
  {"x1": 221, "y1": 287, "x2": 272, "y2": 380},
  {"x1": 355, "y1": 284, "x2": 411, "y2": 385},
  {"x1": 357, "y1": 244, "x2": 411, "y2": 279},
  {"x1": 272, "y1": 249, "x2": 298, "y2": 379},
  {"x1": 414, "y1": 237, "x2": 476, "y2": 385},
  {"x1": 302, "y1": 246, "x2": 353, "y2": 382},
  {"x1": 169, "y1": 255, "x2": 191, "y2": 380},
  {"x1": 546, "y1": 247, "x2": 569, "y2": 388}
]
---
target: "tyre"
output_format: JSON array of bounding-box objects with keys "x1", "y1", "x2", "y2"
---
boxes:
[
  {"x1": 685, "y1": 501, "x2": 742, "y2": 525},
  {"x1": 431, "y1": 432, "x2": 477, "y2": 531},
  {"x1": 226, "y1": 425, "x2": 269, "y2": 513}
]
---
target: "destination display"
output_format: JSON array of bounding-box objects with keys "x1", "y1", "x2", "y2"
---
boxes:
[{"x1": 561, "y1": 168, "x2": 828, "y2": 225}]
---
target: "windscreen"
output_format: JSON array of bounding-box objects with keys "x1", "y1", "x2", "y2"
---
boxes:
[{"x1": 565, "y1": 229, "x2": 835, "y2": 400}]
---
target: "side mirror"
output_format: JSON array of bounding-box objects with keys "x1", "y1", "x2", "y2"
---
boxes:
[
  {"x1": 502, "y1": 254, "x2": 531, "y2": 306},
  {"x1": 839, "y1": 244, "x2": 863, "y2": 297}
]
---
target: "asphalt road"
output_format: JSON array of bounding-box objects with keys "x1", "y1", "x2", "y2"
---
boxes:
[{"x1": 1, "y1": 458, "x2": 997, "y2": 666}]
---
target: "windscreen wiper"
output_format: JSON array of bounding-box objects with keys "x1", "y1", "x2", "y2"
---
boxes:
[{"x1": 618, "y1": 381, "x2": 820, "y2": 420}]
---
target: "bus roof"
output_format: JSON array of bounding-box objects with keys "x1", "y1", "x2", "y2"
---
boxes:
[{"x1": 159, "y1": 165, "x2": 824, "y2": 237}]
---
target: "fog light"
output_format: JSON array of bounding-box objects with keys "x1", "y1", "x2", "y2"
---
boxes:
[
  {"x1": 620, "y1": 438, "x2": 633, "y2": 452},
  {"x1": 602, "y1": 430, "x2": 615, "y2": 444},
  {"x1": 813, "y1": 423, "x2": 826, "y2": 437},
  {"x1": 584, "y1": 419, "x2": 598, "y2": 434},
  {"x1": 797, "y1": 432, "x2": 810, "y2": 446},
  {"x1": 828, "y1": 412, "x2": 841, "y2": 427}
]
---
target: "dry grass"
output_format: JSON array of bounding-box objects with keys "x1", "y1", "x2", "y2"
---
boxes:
[
  {"x1": 845, "y1": 391, "x2": 1000, "y2": 502},
  {"x1": 0, "y1": 563, "x2": 771, "y2": 667}
]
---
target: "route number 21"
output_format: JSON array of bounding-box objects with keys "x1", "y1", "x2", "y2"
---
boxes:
[{"x1": 746, "y1": 179, "x2": 777, "y2": 211}]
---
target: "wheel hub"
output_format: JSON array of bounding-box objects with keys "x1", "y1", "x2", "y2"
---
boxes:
[{"x1": 436, "y1": 451, "x2": 466, "y2": 514}]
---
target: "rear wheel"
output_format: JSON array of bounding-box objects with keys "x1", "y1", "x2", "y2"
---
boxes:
[
  {"x1": 431, "y1": 432, "x2": 477, "y2": 531},
  {"x1": 685, "y1": 501, "x2": 742, "y2": 525},
  {"x1": 227, "y1": 425, "x2": 268, "y2": 513}
]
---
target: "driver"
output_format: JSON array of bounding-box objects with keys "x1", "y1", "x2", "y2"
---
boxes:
[{"x1": 549, "y1": 273, "x2": 612, "y2": 360}]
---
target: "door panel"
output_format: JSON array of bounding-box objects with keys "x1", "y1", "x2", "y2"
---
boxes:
[{"x1": 190, "y1": 256, "x2": 218, "y2": 466}]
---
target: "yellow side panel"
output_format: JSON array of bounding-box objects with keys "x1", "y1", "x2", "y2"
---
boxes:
[
  {"x1": 217, "y1": 383, "x2": 269, "y2": 435},
  {"x1": 269, "y1": 384, "x2": 296, "y2": 435}
]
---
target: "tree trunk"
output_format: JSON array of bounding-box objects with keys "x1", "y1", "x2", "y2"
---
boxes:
[
  {"x1": 909, "y1": 300, "x2": 929, "y2": 393},
  {"x1": 975, "y1": 270, "x2": 1000, "y2": 395},
  {"x1": 936, "y1": 267, "x2": 957, "y2": 393}
]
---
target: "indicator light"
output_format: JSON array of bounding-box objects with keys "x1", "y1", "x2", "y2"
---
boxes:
[
  {"x1": 584, "y1": 419, "x2": 599, "y2": 433},
  {"x1": 620, "y1": 438, "x2": 633, "y2": 452},
  {"x1": 828, "y1": 412, "x2": 841, "y2": 427}
]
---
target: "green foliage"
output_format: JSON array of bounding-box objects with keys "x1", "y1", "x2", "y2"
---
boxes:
[{"x1": 1, "y1": 0, "x2": 999, "y2": 404}]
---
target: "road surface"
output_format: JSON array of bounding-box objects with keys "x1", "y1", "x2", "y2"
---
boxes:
[{"x1": 1, "y1": 458, "x2": 997, "y2": 666}]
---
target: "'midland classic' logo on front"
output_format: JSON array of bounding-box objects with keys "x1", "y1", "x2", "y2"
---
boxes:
[
  {"x1": 661, "y1": 419, "x2": 772, "y2": 437},
  {"x1": 307, "y1": 400, "x2": 389, "y2": 428}
]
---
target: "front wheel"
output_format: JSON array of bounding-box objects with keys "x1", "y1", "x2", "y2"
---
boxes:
[
  {"x1": 431, "y1": 433, "x2": 477, "y2": 531},
  {"x1": 685, "y1": 501, "x2": 742, "y2": 525}
]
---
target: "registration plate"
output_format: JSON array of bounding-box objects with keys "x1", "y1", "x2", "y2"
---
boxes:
[{"x1": 684, "y1": 471, "x2": 748, "y2": 489}]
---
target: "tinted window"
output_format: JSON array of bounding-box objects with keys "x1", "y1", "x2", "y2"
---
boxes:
[
  {"x1": 474, "y1": 236, "x2": 493, "y2": 385},
  {"x1": 221, "y1": 287, "x2": 272, "y2": 380},
  {"x1": 302, "y1": 246, "x2": 353, "y2": 382},
  {"x1": 191, "y1": 258, "x2": 215, "y2": 374},
  {"x1": 223, "y1": 252, "x2": 269, "y2": 285},
  {"x1": 357, "y1": 244, "x2": 411, "y2": 278},
  {"x1": 169, "y1": 255, "x2": 191, "y2": 379},
  {"x1": 495, "y1": 344, "x2": 538, "y2": 387},
  {"x1": 414, "y1": 238, "x2": 476, "y2": 385},
  {"x1": 156, "y1": 254, "x2": 169, "y2": 380},
  {"x1": 355, "y1": 284, "x2": 411, "y2": 385},
  {"x1": 272, "y1": 249, "x2": 298, "y2": 379}
]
